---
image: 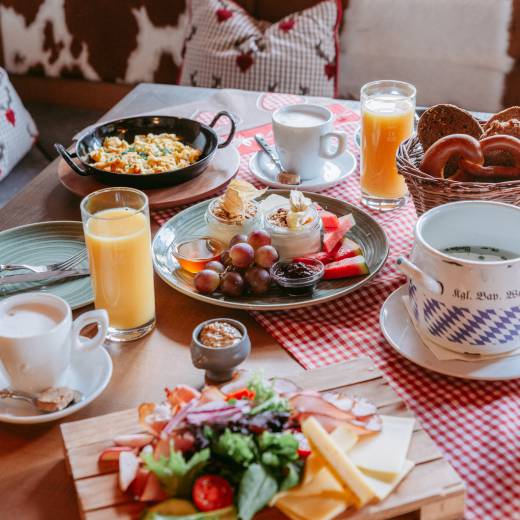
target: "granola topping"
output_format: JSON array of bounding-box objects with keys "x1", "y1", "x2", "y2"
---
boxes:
[
  {"x1": 267, "y1": 208, "x2": 289, "y2": 228},
  {"x1": 211, "y1": 198, "x2": 258, "y2": 224},
  {"x1": 199, "y1": 321, "x2": 242, "y2": 348}
]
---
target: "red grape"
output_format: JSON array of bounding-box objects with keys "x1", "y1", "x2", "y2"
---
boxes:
[
  {"x1": 194, "y1": 269, "x2": 220, "y2": 294},
  {"x1": 229, "y1": 234, "x2": 248, "y2": 247},
  {"x1": 245, "y1": 266, "x2": 271, "y2": 295},
  {"x1": 205, "y1": 261, "x2": 225, "y2": 273},
  {"x1": 221, "y1": 271, "x2": 245, "y2": 297},
  {"x1": 220, "y1": 249, "x2": 233, "y2": 267},
  {"x1": 255, "y1": 245, "x2": 279, "y2": 269},
  {"x1": 229, "y1": 243, "x2": 255, "y2": 268},
  {"x1": 247, "y1": 230, "x2": 271, "y2": 249}
]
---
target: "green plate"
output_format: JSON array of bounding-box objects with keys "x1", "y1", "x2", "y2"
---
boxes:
[
  {"x1": 0, "y1": 221, "x2": 93, "y2": 309},
  {"x1": 152, "y1": 190, "x2": 389, "y2": 311}
]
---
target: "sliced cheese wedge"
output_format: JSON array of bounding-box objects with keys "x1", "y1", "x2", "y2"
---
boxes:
[
  {"x1": 348, "y1": 415, "x2": 415, "y2": 482},
  {"x1": 360, "y1": 460, "x2": 415, "y2": 501},
  {"x1": 331, "y1": 424, "x2": 359, "y2": 451},
  {"x1": 301, "y1": 417, "x2": 375, "y2": 507},
  {"x1": 275, "y1": 494, "x2": 348, "y2": 520}
]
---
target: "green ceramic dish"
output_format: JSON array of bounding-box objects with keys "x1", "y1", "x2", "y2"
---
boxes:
[
  {"x1": 152, "y1": 191, "x2": 389, "y2": 311},
  {"x1": 0, "y1": 221, "x2": 93, "y2": 309}
]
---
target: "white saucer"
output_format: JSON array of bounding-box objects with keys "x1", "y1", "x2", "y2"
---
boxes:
[
  {"x1": 0, "y1": 345, "x2": 113, "y2": 424},
  {"x1": 380, "y1": 285, "x2": 520, "y2": 381},
  {"x1": 249, "y1": 149, "x2": 356, "y2": 192}
]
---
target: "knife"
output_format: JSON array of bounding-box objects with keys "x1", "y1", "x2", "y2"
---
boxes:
[{"x1": 0, "y1": 269, "x2": 90, "y2": 285}]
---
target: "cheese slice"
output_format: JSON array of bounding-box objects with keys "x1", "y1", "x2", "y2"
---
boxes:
[
  {"x1": 302, "y1": 453, "x2": 323, "y2": 484},
  {"x1": 348, "y1": 415, "x2": 415, "y2": 482},
  {"x1": 331, "y1": 424, "x2": 359, "y2": 451},
  {"x1": 275, "y1": 494, "x2": 348, "y2": 520},
  {"x1": 301, "y1": 417, "x2": 375, "y2": 507},
  {"x1": 360, "y1": 460, "x2": 415, "y2": 501}
]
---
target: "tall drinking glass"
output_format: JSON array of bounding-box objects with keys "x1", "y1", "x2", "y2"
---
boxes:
[
  {"x1": 81, "y1": 187, "x2": 155, "y2": 342},
  {"x1": 360, "y1": 80, "x2": 416, "y2": 211}
]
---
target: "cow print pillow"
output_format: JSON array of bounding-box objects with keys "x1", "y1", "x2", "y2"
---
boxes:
[
  {"x1": 0, "y1": 68, "x2": 38, "y2": 181},
  {"x1": 180, "y1": 0, "x2": 341, "y2": 97}
]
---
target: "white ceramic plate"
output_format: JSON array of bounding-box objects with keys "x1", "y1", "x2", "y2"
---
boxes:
[
  {"x1": 0, "y1": 345, "x2": 113, "y2": 424},
  {"x1": 380, "y1": 284, "x2": 520, "y2": 380},
  {"x1": 249, "y1": 149, "x2": 356, "y2": 192}
]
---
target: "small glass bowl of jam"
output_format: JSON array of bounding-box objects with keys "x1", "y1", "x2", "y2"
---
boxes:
[
  {"x1": 171, "y1": 236, "x2": 225, "y2": 273},
  {"x1": 270, "y1": 259, "x2": 324, "y2": 296}
]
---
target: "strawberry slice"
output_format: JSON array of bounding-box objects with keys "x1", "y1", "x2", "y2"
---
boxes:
[
  {"x1": 323, "y1": 214, "x2": 356, "y2": 252},
  {"x1": 293, "y1": 251, "x2": 332, "y2": 264},
  {"x1": 319, "y1": 210, "x2": 339, "y2": 230},
  {"x1": 323, "y1": 256, "x2": 369, "y2": 280},
  {"x1": 331, "y1": 237, "x2": 363, "y2": 261}
]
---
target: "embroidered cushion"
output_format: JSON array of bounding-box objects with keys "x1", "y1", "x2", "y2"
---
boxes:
[
  {"x1": 180, "y1": 0, "x2": 341, "y2": 97},
  {"x1": 0, "y1": 69, "x2": 38, "y2": 181}
]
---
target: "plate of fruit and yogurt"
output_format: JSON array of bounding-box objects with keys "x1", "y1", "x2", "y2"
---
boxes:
[{"x1": 152, "y1": 181, "x2": 388, "y2": 310}]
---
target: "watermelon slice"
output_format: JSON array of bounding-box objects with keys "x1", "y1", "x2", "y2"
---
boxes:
[
  {"x1": 323, "y1": 255, "x2": 369, "y2": 280},
  {"x1": 293, "y1": 251, "x2": 332, "y2": 264},
  {"x1": 331, "y1": 237, "x2": 363, "y2": 261},
  {"x1": 323, "y1": 214, "x2": 356, "y2": 252},
  {"x1": 319, "y1": 210, "x2": 339, "y2": 230}
]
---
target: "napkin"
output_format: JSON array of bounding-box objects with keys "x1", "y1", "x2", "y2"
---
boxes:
[{"x1": 401, "y1": 295, "x2": 520, "y2": 362}]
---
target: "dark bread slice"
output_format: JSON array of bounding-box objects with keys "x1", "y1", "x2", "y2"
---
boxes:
[
  {"x1": 482, "y1": 119, "x2": 520, "y2": 166},
  {"x1": 484, "y1": 107, "x2": 520, "y2": 130},
  {"x1": 417, "y1": 104, "x2": 483, "y2": 176}
]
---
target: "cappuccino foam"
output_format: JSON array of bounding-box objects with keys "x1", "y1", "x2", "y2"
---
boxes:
[
  {"x1": 0, "y1": 302, "x2": 63, "y2": 337},
  {"x1": 274, "y1": 109, "x2": 327, "y2": 128}
]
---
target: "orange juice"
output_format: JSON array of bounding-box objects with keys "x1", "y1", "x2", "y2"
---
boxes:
[
  {"x1": 361, "y1": 96, "x2": 414, "y2": 200},
  {"x1": 85, "y1": 208, "x2": 155, "y2": 330}
]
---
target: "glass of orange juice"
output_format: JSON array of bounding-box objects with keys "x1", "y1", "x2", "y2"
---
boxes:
[
  {"x1": 80, "y1": 187, "x2": 155, "y2": 342},
  {"x1": 360, "y1": 80, "x2": 416, "y2": 211}
]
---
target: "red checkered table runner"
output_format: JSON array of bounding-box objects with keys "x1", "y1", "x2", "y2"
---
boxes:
[{"x1": 152, "y1": 100, "x2": 520, "y2": 519}]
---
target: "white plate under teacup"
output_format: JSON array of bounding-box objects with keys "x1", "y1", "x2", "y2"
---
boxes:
[
  {"x1": 249, "y1": 149, "x2": 356, "y2": 192},
  {"x1": 0, "y1": 344, "x2": 112, "y2": 424},
  {"x1": 380, "y1": 285, "x2": 520, "y2": 381}
]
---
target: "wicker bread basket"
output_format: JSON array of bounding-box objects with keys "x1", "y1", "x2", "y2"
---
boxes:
[{"x1": 397, "y1": 134, "x2": 520, "y2": 215}]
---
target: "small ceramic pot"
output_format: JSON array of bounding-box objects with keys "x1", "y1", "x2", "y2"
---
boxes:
[
  {"x1": 191, "y1": 318, "x2": 251, "y2": 382},
  {"x1": 397, "y1": 201, "x2": 520, "y2": 355}
]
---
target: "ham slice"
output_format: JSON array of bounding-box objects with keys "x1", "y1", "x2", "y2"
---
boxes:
[
  {"x1": 289, "y1": 391, "x2": 381, "y2": 435},
  {"x1": 165, "y1": 385, "x2": 201, "y2": 407}
]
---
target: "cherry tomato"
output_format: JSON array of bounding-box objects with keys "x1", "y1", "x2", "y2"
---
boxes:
[{"x1": 192, "y1": 475, "x2": 234, "y2": 512}]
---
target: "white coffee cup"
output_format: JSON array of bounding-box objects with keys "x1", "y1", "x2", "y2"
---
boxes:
[
  {"x1": 272, "y1": 104, "x2": 348, "y2": 181},
  {"x1": 0, "y1": 292, "x2": 108, "y2": 393}
]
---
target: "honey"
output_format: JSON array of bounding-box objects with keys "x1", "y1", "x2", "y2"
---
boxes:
[{"x1": 172, "y1": 236, "x2": 225, "y2": 273}]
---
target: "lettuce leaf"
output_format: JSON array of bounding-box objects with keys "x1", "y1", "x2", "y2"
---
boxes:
[{"x1": 141, "y1": 441, "x2": 210, "y2": 497}]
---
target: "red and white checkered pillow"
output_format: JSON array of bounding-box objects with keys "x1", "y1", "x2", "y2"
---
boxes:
[
  {"x1": 180, "y1": 0, "x2": 341, "y2": 97},
  {"x1": 0, "y1": 68, "x2": 38, "y2": 181}
]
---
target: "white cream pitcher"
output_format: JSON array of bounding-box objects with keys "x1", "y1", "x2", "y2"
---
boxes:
[{"x1": 397, "y1": 201, "x2": 520, "y2": 355}]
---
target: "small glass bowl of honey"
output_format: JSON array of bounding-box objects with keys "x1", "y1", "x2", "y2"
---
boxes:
[{"x1": 171, "y1": 236, "x2": 225, "y2": 273}]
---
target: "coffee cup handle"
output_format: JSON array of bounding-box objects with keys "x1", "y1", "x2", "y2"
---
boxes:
[
  {"x1": 72, "y1": 309, "x2": 109, "y2": 352},
  {"x1": 319, "y1": 131, "x2": 348, "y2": 160}
]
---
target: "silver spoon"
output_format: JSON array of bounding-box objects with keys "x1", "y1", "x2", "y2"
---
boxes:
[
  {"x1": 0, "y1": 387, "x2": 84, "y2": 413},
  {"x1": 255, "y1": 134, "x2": 300, "y2": 185}
]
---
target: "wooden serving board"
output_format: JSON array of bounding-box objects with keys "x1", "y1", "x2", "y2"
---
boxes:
[
  {"x1": 61, "y1": 357, "x2": 465, "y2": 520},
  {"x1": 57, "y1": 145, "x2": 239, "y2": 210}
]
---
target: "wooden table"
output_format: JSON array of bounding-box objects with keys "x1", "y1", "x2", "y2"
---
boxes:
[{"x1": 0, "y1": 84, "x2": 301, "y2": 520}]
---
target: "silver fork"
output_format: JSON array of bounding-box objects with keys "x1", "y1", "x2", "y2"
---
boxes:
[{"x1": 0, "y1": 248, "x2": 88, "y2": 274}]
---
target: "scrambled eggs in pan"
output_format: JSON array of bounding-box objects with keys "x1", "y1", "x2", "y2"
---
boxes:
[{"x1": 89, "y1": 133, "x2": 202, "y2": 174}]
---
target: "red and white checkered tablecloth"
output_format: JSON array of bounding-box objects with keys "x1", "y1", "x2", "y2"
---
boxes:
[{"x1": 152, "y1": 97, "x2": 520, "y2": 520}]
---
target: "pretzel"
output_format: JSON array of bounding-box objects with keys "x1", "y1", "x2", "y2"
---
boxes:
[
  {"x1": 460, "y1": 135, "x2": 520, "y2": 180},
  {"x1": 420, "y1": 134, "x2": 484, "y2": 179}
]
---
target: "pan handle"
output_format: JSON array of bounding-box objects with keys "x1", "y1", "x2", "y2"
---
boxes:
[
  {"x1": 209, "y1": 111, "x2": 236, "y2": 149},
  {"x1": 54, "y1": 143, "x2": 91, "y2": 176}
]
